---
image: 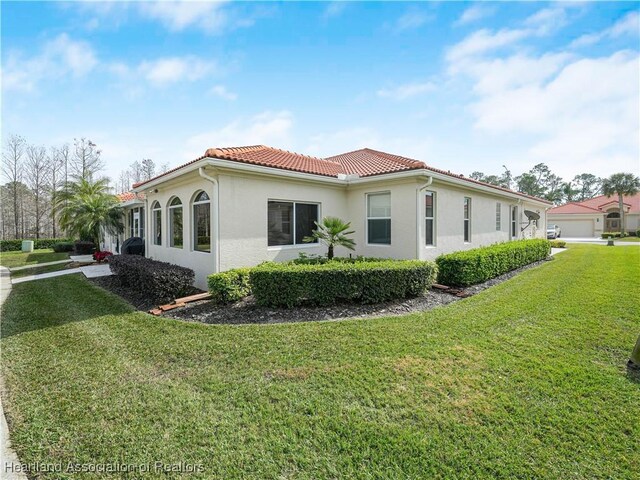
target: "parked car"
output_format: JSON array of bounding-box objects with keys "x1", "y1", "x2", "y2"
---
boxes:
[{"x1": 547, "y1": 224, "x2": 561, "y2": 239}]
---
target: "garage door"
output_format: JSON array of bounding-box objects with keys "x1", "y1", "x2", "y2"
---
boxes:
[{"x1": 558, "y1": 220, "x2": 594, "y2": 237}]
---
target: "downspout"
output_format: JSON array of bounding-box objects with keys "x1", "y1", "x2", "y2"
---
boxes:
[
  {"x1": 416, "y1": 176, "x2": 433, "y2": 259},
  {"x1": 198, "y1": 166, "x2": 220, "y2": 273},
  {"x1": 143, "y1": 197, "x2": 149, "y2": 257}
]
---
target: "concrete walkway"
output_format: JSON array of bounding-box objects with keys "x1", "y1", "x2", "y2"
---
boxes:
[
  {"x1": 0, "y1": 266, "x2": 28, "y2": 479},
  {"x1": 9, "y1": 259, "x2": 72, "y2": 272},
  {"x1": 11, "y1": 268, "x2": 82, "y2": 284}
]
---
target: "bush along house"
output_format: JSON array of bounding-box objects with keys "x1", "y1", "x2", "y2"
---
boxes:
[{"x1": 113, "y1": 145, "x2": 552, "y2": 289}]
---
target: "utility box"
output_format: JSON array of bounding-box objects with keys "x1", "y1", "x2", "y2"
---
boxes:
[{"x1": 21, "y1": 240, "x2": 34, "y2": 253}]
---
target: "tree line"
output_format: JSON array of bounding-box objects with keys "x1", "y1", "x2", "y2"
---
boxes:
[
  {"x1": 469, "y1": 163, "x2": 603, "y2": 205},
  {"x1": 0, "y1": 134, "x2": 167, "y2": 241}
]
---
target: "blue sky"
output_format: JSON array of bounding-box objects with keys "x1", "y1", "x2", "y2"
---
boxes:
[{"x1": 2, "y1": 1, "x2": 639, "y2": 185}]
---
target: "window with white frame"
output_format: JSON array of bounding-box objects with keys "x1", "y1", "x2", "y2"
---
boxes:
[
  {"x1": 192, "y1": 191, "x2": 211, "y2": 252},
  {"x1": 128, "y1": 207, "x2": 144, "y2": 239},
  {"x1": 367, "y1": 192, "x2": 391, "y2": 245},
  {"x1": 168, "y1": 197, "x2": 183, "y2": 248},
  {"x1": 463, "y1": 197, "x2": 471, "y2": 242},
  {"x1": 496, "y1": 202, "x2": 501, "y2": 231},
  {"x1": 511, "y1": 205, "x2": 518, "y2": 238},
  {"x1": 425, "y1": 191, "x2": 435, "y2": 246},
  {"x1": 267, "y1": 200, "x2": 319, "y2": 246},
  {"x1": 152, "y1": 201, "x2": 161, "y2": 245}
]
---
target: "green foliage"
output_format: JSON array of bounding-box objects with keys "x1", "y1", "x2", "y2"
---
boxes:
[
  {"x1": 52, "y1": 242, "x2": 74, "y2": 253},
  {"x1": 55, "y1": 178, "x2": 124, "y2": 247},
  {"x1": 549, "y1": 240, "x2": 566, "y2": 248},
  {"x1": 436, "y1": 239, "x2": 551, "y2": 287},
  {"x1": 292, "y1": 253, "x2": 387, "y2": 265},
  {"x1": 601, "y1": 232, "x2": 628, "y2": 239},
  {"x1": 303, "y1": 216, "x2": 356, "y2": 259},
  {"x1": 207, "y1": 268, "x2": 252, "y2": 304},
  {"x1": 108, "y1": 255, "x2": 195, "y2": 302},
  {"x1": 250, "y1": 259, "x2": 437, "y2": 307},
  {"x1": 0, "y1": 238, "x2": 72, "y2": 252}
]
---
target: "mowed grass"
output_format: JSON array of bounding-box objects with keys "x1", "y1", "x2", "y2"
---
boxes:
[
  {"x1": 1, "y1": 245, "x2": 639, "y2": 479},
  {"x1": 9, "y1": 262, "x2": 73, "y2": 279},
  {"x1": 616, "y1": 236, "x2": 640, "y2": 242},
  {"x1": 0, "y1": 248, "x2": 69, "y2": 268}
]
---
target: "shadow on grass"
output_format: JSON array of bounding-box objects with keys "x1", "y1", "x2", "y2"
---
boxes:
[{"x1": 1, "y1": 273, "x2": 134, "y2": 339}]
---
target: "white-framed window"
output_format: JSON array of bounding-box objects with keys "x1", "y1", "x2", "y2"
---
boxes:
[
  {"x1": 267, "y1": 200, "x2": 319, "y2": 246},
  {"x1": 511, "y1": 205, "x2": 518, "y2": 239},
  {"x1": 152, "y1": 201, "x2": 161, "y2": 245},
  {"x1": 128, "y1": 207, "x2": 144, "y2": 239},
  {"x1": 192, "y1": 191, "x2": 211, "y2": 253},
  {"x1": 496, "y1": 202, "x2": 501, "y2": 231},
  {"x1": 425, "y1": 191, "x2": 435, "y2": 246},
  {"x1": 463, "y1": 197, "x2": 471, "y2": 242},
  {"x1": 168, "y1": 197, "x2": 183, "y2": 248},
  {"x1": 367, "y1": 192, "x2": 391, "y2": 245}
]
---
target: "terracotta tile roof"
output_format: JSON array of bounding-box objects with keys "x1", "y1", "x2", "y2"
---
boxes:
[
  {"x1": 132, "y1": 145, "x2": 551, "y2": 204},
  {"x1": 549, "y1": 193, "x2": 640, "y2": 214},
  {"x1": 117, "y1": 191, "x2": 145, "y2": 202},
  {"x1": 328, "y1": 148, "x2": 551, "y2": 204},
  {"x1": 203, "y1": 145, "x2": 344, "y2": 177}
]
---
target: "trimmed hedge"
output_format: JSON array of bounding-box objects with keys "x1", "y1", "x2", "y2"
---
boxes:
[
  {"x1": 291, "y1": 254, "x2": 388, "y2": 265},
  {"x1": 74, "y1": 241, "x2": 95, "y2": 255},
  {"x1": 602, "y1": 232, "x2": 628, "y2": 239},
  {"x1": 208, "y1": 268, "x2": 252, "y2": 304},
  {"x1": 250, "y1": 260, "x2": 437, "y2": 308},
  {"x1": 52, "y1": 242, "x2": 74, "y2": 253},
  {"x1": 436, "y1": 239, "x2": 551, "y2": 287},
  {"x1": 549, "y1": 240, "x2": 566, "y2": 248},
  {"x1": 108, "y1": 255, "x2": 195, "y2": 302},
  {"x1": 0, "y1": 237, "x2": 72, "y2": 252}
]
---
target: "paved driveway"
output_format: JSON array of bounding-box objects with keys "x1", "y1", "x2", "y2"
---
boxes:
[{"x1": 563, "y1": 237, "x2": 639, "y2": 245}]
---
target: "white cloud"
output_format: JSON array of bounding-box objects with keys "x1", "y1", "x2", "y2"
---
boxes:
[
  {"x1": 446, "y1": 28, "x2": 531, "y2": 63},
  {"x1": 377, "y1": 81, "x2": 436, "y2": 100},
  {"x1": 524, "y1": 7, "x2": 568, "y2": 35},
  {"x1": 2, "y1": 33, "x2": 97, "y2": 92},
  {"x1": 208, "y1": 85, "x2": 237, "y2": 101},
  {"x1": 455, "y1": 4, "x2": 495, "y2": 26},
  {"x1": 138, "y1": 56, "x2": 215, "y2": 86},
  {"x1": 322, "y1": 2, "x2": 347, "y2": 20},
  {"x1": 186, "y1": 111, "x2": 294, "y2": 157},
  {"x1": 390, "y1": 9, "x2": 434, "y2": 32},
  {"x1": 570, "y1": 11, "x2": 639, "y2": 48}
]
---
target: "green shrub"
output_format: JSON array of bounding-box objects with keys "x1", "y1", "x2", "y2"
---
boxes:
[
  {"x1": 74, "y1": 241, "x2": 95, "y2": 255},
  {"x1": 636, "y1": 228, "x2": 640, "y2": 237},
  {"x1": 602, "y1": 232, "x2": 629, "y2": 239},
  {"x1": 250, "y1": 260, "x2": 437, "y2": 308},
  {"x1": 436, "y1": 239, "x2": 551, "y2": 287},
  {"x1": 549, "y1": 240, "x2": 566, "y2": 248},
  {"x1": 208, "y1": 268, "x2": 252, "y2": 304},
  {"x1": 52, "y1": 242, "x2": 74, "y2": 253},
  {"x1": 108, "y1": 255, "x2": 195, "y2": 302},
  {"x1": 0, "y1": 237, "x2": 72, "y2": 252},
  {"x1": 291, "y1": 253, "x2": 388, "y2": 265}
]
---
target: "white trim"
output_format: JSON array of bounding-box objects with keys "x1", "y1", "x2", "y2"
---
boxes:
[
  {"x1": 191, "y1": 190, "x2": 211, "y2": 253},
  {"x1": 463, "y1": 197, "x2": 471, "y2": 243},
  {"x1": 424, "y1": 190, "x2": 436, "y2": 247},
  {"x1": 267, "y1": 199, "x2": 321, "y2": 247}
]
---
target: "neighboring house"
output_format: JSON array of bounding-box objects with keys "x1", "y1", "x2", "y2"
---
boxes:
[
  {"x1": 547, "y1": 193, "x2": 640, "y2": 238},
  {"x1": 116, "y1": 145, "x2": 551, "y2": 288},
  {"x1": 103, "y1": 191, "x2": 146, "y2": 254}
]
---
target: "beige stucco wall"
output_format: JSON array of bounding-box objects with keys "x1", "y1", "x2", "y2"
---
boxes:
[{"x1": 138, "y1": 168, "x2": 548, "y2": 289}]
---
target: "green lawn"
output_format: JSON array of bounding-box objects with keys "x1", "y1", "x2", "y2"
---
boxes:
[
  {"x1": 1, "y1": 244, "x2": 638, "y2": 479},
  {"x1": 0, "y1": 248, "x2": 69, "y2": 268},
  {"x1": 9, "y1": 263, "x2": 73, "y2": 279},
  {"x1": 616, "y1": 236, "x2": 640, "y2": 242}
]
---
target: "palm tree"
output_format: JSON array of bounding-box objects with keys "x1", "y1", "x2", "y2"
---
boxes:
[
  {"x1": 55, "y1": 178, "x2": 124, "y2": 248},
  {"x1": 602, "y1": 173, "x2": 640, "y2": 235},
  {"x1": 303, "y1": 216, "x2": 356, "y2": 260}
]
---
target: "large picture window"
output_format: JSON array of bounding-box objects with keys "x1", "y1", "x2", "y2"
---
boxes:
[
  {"x1": 152, "y1": 201, "x2": 161, "y2": 245},
  {"x1": 496, "y1": 202, "x2": 501, "y2": 231},
  {"x1": 425, "y1": 191, "x2": 435, "y2": 246},
  {"x1": 464, "y1": 197, "x2": 471, "y2": 242},
  {"x1": 367, "y1": 192, "x2": 391, "y2": 245},
  {"x1": 168, "y1": 197, "x2": 183, "y2": 248},
  {"x1": 268, "y1": 201, "x2": 319, "y2": 246},
  {"x1": 192, "y1": 191, "x2": 211, "y2": 252}
]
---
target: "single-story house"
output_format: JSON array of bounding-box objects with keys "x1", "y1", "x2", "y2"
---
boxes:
[
  {"x1": 106, "y1": 145, "x2": 552, "y2": 289},
  {"x1": 547, "y1": 193, "x2": 640, "y2": 238}
]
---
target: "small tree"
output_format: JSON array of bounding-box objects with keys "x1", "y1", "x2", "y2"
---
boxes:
[
  {"x1": 602, "y1": 173, "x2": 640, "y2": 235},
  {"x1": 55, "y1": 178, "x2": 123, "y2": 248},
  {"x1": 303, "y1": 216, "x2": 356, "y2": 260}
]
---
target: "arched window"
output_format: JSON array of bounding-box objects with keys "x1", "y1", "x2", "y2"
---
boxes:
[
  {"x1": 168, "y1": 197, "x2": 183, "y2": 248},
  {"x1": 192, "y1": 191, "x2": 211, "y2": 252},
  {"x1": 606, "y1": 212, "x2": 620, "y2": 218},
  {"x1": 152, "y1": 201, "x2": 162, "y2": 245}
]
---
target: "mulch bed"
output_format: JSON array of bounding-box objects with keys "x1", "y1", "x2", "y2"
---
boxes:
[{"x1": 90, "y1": 258, "x2": 552, "y2": 325}]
